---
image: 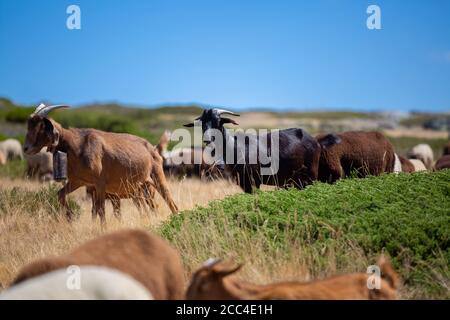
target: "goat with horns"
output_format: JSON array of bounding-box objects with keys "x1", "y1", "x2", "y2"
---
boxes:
[{"x1": 24, "y1": 104, "x2": 178, "y2": 224}]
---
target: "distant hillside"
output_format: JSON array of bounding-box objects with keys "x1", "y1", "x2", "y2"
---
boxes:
[
  {"x1": 0, "y1": 98, "x2": 203, "y2": 144},
  {"x1": 0, "y1": 97, "x2": 448, "y2": 155}
]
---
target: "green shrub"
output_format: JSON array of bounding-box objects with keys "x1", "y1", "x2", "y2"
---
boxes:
[
  {"x1": 0, "y1": 160, "x2": 27, "y2": 179},
  {"x1": 4, "y1": 107, "x2": 34, "y2": 123},
  {"x1": 160, "y1": 170, "x2": 450, "y2": 298}
]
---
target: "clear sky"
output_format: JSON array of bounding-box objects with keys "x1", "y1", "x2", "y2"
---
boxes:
[{"x1": 0, "y1": 0, "x2": 449, "y2": 112}]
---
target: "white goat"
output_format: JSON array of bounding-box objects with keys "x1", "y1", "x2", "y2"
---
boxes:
[
  {"x1": 0, "y1": 266, "x2": 153, "y2": 300},
  {"x1": 409, "y1": 159, "x2": 427, "y2": 172},
  {"x1": 407, "y1": 144, "x2": 434, "y2": 169},
  {"x1": 0, "y1": 138, "x2": 23, "y2": 161},
  {"x1": 25, "y1": 147, "x2": 53, "y2": 181}
]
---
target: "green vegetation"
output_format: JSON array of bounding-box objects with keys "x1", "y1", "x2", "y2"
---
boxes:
[
  {"x1": 3, "y1": 106, "x2": 34, "y2": 123},
  {"x1": 1, "y1": 97, "x2": 448, "y2": 154},
  {"x1": 160, "y1": 170, "x2": 450, "y2": 298},
  {"x1": 0, "y1": 159, "x2": 27, "y2": 179},
  {"x1": 0, "y1": 184, "x2": 81, "y2": 218}
]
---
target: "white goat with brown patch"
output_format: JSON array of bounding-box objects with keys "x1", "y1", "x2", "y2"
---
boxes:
[
  {"x1": 407, "y1": 144, "x2": 434, "y2": 170},
  {"x1": 23, "y1": 104, "x2": 178, "y2": 224}
]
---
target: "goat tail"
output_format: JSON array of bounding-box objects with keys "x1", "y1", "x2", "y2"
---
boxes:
[
  {"x1": 156, "y1": 130, "x2": 171, "y2": 157},
  {"x1": 378, "y1": 255, "x2": 400, "y2": 290},
  {"x1": 150, "y1": 157, "x2": 179, "y2": 214}
]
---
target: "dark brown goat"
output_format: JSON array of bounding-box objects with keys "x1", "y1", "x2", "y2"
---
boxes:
[
  {"x1": 316, "y1": 131, "x2": 396, "y2": 183},
  {"x1": 435, "y1": 155, "x2": 450, "y2": 170},
  {"x1": 23, "y1": 104, "x2": 178, "y2": 224},
  {"x1": 11, "y1": 229, "x2": 185, "y2": 300},
  {"x1": 443, "y1": 142, "x2": 450, "y2": 156}
]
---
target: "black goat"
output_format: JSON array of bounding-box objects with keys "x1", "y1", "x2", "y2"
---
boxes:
[{"x1": 184, "y1": 108, "x2": 321, "y2": 193}]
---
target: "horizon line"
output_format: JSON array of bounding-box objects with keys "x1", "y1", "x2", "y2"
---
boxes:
[{"x1": 1, "y1": 96, "x2": 448, "y2": 114}]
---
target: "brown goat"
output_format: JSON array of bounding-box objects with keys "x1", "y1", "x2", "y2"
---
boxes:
[
  {"x1": 11, "y1": 229, "x2": 185, "y2": 300},
  {"x1": 187, "y1": 257, "x2": 399, "y2": 300},
  {"x1": 85, "y1": 134, "x2": 174, "y2": 219},
  {"x1": 23, "y1": 104, "x2": 178, "y2": 224},
  {"x1": 435, "y1": 154, "x2": 450, "y2": 170},
  {"x1": 316, "y1": 131, "x2": 396, "y2": 183},
  {"x1": 399, "y1": 156, "x2": 415, "y2": 173},
  {"x1": 86, "y1": 181, "x2": 158, "y2": 220}
]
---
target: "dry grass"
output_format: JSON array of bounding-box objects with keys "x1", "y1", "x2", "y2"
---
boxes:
[{"x1": 0, "y1": 177, "x2": 241, "y2": 289}]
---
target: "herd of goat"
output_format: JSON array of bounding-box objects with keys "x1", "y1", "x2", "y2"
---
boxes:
[
  {"x1": 0, "y1": 104, "x2": 449, "y2": 299},
  {"x1": 0, "y1": 104, "x2": 449, "y2": 224}
]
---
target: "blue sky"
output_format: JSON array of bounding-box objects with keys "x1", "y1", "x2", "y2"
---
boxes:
[{"x1": 0, "y1": 0, "x2": 449, "y2": 112}]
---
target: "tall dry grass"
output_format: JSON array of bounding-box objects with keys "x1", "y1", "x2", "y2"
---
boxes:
[{"x1": 0, "y1": 177, "x2": 240, "y2": 289}]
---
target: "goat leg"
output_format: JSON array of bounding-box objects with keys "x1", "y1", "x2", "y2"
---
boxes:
[
  {"x1": 110, "y1": 196, "x2": 121, "y2": 221},
  {"x1": 58, "y1": 181, "x2": 82, "y2": 221},
  {"x1": 88, "y1": 187, "x2": 97, "y2": 221},
  {"x1": 93, "y1": 185, "x2": 107, "y2": 227},
  {"x1": 143, "y1": 182, "x2": 158, "y2": 211}
]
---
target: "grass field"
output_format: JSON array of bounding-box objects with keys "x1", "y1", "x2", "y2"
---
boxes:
[{"x1": 0, "y1": 170, "x2": 448, "y2": 299}]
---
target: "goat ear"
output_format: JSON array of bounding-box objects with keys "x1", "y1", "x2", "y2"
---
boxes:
[
  {"x1": 220, "y1": 118, "x2": 239, "y2": 126},
  {"x1": 318, "y1": 133, "x2": 341, "y2": 148},
  {"x1": 212, "y1": 262, "x2": 243, "y2": 277},
  {"x1": 43, "y1": 117, "x2": 60, "y2": 149},
  {"x1": 184, "y1": 123, "x2": 195, "y2": 128}
]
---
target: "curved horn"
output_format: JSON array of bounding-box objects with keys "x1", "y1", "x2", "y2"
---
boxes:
[
  {"x1": 31, "y1": 103, "x2": 47, "y2": 117},
  {"x1": 32, "y1": 104, "x2": 70, "y2": 117},
  {"x1": 214, "y1": 108, "x2": 240, "y2": 117},
  {"x1": 203, "y1": 257, "x2": 222, "y2": 268}
]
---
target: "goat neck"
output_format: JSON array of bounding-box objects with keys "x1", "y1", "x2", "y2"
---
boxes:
[
  {"x1": 50, "y1": 120, "x2": 83, "y2": 155},
  {"x1": 223, "y1": 277, "x2": 264, "y2": 300}
]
